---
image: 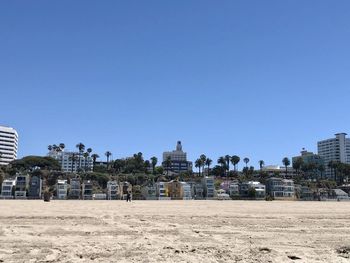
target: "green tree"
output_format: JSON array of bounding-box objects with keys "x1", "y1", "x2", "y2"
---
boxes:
[
  {"x1": 76, "y1": 143, "x2": 85, "y2": 171},
  {"x1": 195, "y1": 158, "x2": 203, "y2": 177},
  {"x1": 230, "y1": 155, "x2": 240, "y2": 172},
  {"x1": 150, "y1": 157, "x2": 158, "y2": 174},
  {"x1": 200, "y1": 154, "x2": 207, "y2": 175},
  {"x1": 282, "y1": 157, "x2": 291, "y2": 178},
  {"x1": 83, "y1": 152, "x2": 89, "y2": 171},
  {"x1": 10, "y1": 156, "x2": 61, "y2": 171},
  {"x1": 105, "y1": 151, "x2": 112, "y2": 169},
  {"x1": 259, "y1": 160, "x2": 265, "y2": 170},
  {"x1": 163, "y1": 156, "x2": 172, "y2": 176},
  {"x1": 69, "y1": 153, "x2": 78, "y2": 173},
  {"x1": 243, "y1": 157, "x2": 250, "y2": 168},
  {"x1": 224, "y1": 155, "x2": 231, "y2": 176},
  {"x1": 205, "y1": 158, "x2": 212, "y2": 176},
  {"x1": 91, "y1": 154, "x2": 99, "y2": 172},
  {"x1": 293, "y1": 157, "x2": 303, "y2": 178}
]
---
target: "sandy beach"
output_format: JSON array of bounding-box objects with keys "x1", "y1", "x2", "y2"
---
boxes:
[{"x1": 0, "y1": 200, "x2": 350, "y2": 262}]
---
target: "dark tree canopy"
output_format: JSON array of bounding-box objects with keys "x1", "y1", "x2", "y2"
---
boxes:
[{"x1": 10, "y1": 156, "x2": 61, "y2": 171}]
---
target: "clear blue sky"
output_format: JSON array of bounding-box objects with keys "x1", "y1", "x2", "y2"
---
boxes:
[{"x1": 1, "y1": 1, "x2": 350, "y2": 169}]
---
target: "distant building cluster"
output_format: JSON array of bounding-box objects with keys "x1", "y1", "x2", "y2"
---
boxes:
[
  {"x1": 2, "y1": 174, "x2": 349, "y2": 201},
  {"x1": 1, "y1": 123, "x2": 350, "y2": 183}
]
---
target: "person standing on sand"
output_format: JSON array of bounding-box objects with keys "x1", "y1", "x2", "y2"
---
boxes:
[{"x1": 126, "y1": 191, "x2": 131, "y2": 202}]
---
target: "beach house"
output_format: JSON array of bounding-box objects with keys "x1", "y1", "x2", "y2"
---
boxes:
[
  {"x1": 202, "y1": 176, "x2": 215, "y2": 199},
  {"x1": 120, "y1": 181, "x2": 132, "y2": 200},
  {"x1": 141, "y1": 182, "x2": 157, "y2": 200},
  {"x1": 28, "y1": 175, "x2": 42, "y2": 199},
  {"x1": 82, "y1": 180, "x2": 93, "y2": 200},
  {"x1": 0, "y1": 179, "x2": 16, "y2": 199},
  {"x1": 181, "y1": 182, "x2": 192, "y2": 200},
  {"x1": 229, "y1": 182, "x2": 240, "y2": 198},
  {"x1": 266, "y1": 177, "x2": 295, "y2": 200},
  {"x1": 156, "y1": 182, "x2": 170, "y2": 200},
  {"x1": 239, "y1": 181, "x2": 266, "y2": 199},
  {"x1": 69, "y1": 178, "x2": 81, "y2": 199},
  {"x1": 15, "y1": 174, "x2": 29, "y2": 199},
  {"x1": 107, "y1": 180, "x2": 119, "y2": 200},
  {"x1": 56, "y1": 180, "x2": 68, "y2": 199}
]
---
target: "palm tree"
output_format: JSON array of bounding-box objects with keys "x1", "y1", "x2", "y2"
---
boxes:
[
  {"x1": 293, "y1": 157, "x2": 303, "y2": 178},
  {"x1": 318, "y1": 163, "x2": 325, "y2": 180},
  {"x1": 243, "y1": 157, "x2": 250, "y2": 168},
  {"x1": 218, "y1": 156, "x2": 225, "y2": 167},
  {"x1": 105, "y1": 151, "x2": 112, "y2": 168},
  {"x1": 59, "y1": 143, "x2": 65, "y2": 151},
  {"x1": 231, "y1": 155, "x2": 240, "y2": 172},
  {"x1": 150, "y1": 157, "x2": 158, "y2": 174},
  {"x1": 200, "y1": 154, "x2": 207, "y2": 175},
  {"x1": 163, "y1": 156, "x2": 172, "y2": 176},
  {"x1": 195, "y1": 159, "x2": 203, "y2": 177},
  {"x1": 69, "y1": 153, "x2": 78, "y2": 173},
  {"x1": 83, "y1": 152, "x2": 89, "y2": 171},
  {"x1": 205, "y1": 158, "x2": 212, "y2": 176},
  {"x1": 225, "y1": 155, "x2": 231, "y2": 175},
  {"x1": 91, "y1": 154, "x2": 99, "y2": 172},
  {"x1": 282, "y1": 157, "x2": 291, "y2": 178},
  {"x1": 258, "y1": 160, "x2": 265, "y2": 170},
  {"x1": 76, "y1": 143, "x2": 85, "y2": 170}
]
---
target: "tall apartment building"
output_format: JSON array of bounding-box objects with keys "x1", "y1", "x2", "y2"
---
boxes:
[
  {"x1": 48, "y1": 150, "x2": 93, "y2": 173},
  {"x1": 0, "y1": 125, "x2": 18, "y2": 166},
  {"x1": 317, "y1": 133, "x2": 350, "y2": 178},
  {"x1": 162, "y1": 141, "x2": 192, "y2": 174}
]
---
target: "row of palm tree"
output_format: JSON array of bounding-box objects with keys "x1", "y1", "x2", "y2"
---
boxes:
[{"x1": 194, "y1": 154, "x2": 213, "y2": 177}]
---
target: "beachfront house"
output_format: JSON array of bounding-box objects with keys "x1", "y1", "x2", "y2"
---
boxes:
[
  {"x1": 0, "y1": 179, "x2": 16, "y2": 199},
  {"x1": 15, "y1": 174, "x2": 29, "y2": 199},
  {"x1": 202, "y1": 176, "x2": 215, "y2": 199},
  {"x1": 239, "y1": 181, "x2": 266, "y2": 199},
  {"x1": 120, "y1": 181, "x2": 132, "y2": 200},
  {"x1": 107, "y1": 180, "x2": 120, "y2": 200},
  {"x1": 93, "y1": 193, "x2": 107, "y2": 200},
  {"x1": 181, "y1": 182, "x2": 192, "y2": 200},
  {"x1": 156, "y1": 182, "x2": 170, "y2": 200},
  {"x1": 69, "y1": 178, "x2": 81, "y2": 199},
  {"x1": 141, "y1": 183, "x2": 157, "y2": 200},
  {"x1": 192, "y1": 183, "x2": 204, "y2": 200},
  {"x1": 56, "y1": 180, "x2": 68, "y2": 199},
  {"x1": 330, "y1": 189, "x2": 350, "y2": 200},
  {"x1": 266, "y1": 178, "x2": 295, "y2": 200},
  {"x1": 82, "y1": 180, "x2": 93, "y2": 200},
  {"x1": 167, "y1": 180, "x2": 183, "y2": 200},
  {"x1": 229, "y1": 182, "x2": 240, "y2": 198},
  {"x1": 28, "y1": 175, "x2": 42, "y2": 199}
]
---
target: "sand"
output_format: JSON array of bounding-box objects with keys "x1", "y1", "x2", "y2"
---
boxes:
[{"x1": 0, "y1": 200, "x2": 350, "y2": 263}]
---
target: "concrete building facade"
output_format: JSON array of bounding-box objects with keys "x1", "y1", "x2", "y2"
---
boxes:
[
  {"x1": 69, "y1": 178, "x2": 81, "y2": 199},
  {"x1": 162, "y1": 141, "x2": 192, "y2": 174},
  {"x1": 318, "y1": 133, "x2": 350, "y2": 178},
  {"x1": 0, "y1": 179, "x2": 16, "y2": 199},
  {"x1": 0, "y1": 125, "x2": 18, "y2": 166},
  {"x1": 28, "y1": 175, "x2": 42, "y2": 199},
  {"x1": 57, "y1": 180, "x2": 68, "y2": 199},
  {"x1": 48, "y1": 150, "x2": 93, "y2": 173}
]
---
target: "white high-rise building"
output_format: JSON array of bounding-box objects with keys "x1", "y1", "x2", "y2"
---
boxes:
[
  {"x1": 0, "y1": 125, "x2": 18, "y2": 166},
  {"x1": 48, "y1": 150, "x2": 93, "y2": 173},
  {"x1": 317, "y1": 133, "x2": 350, "y2": 178}
]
